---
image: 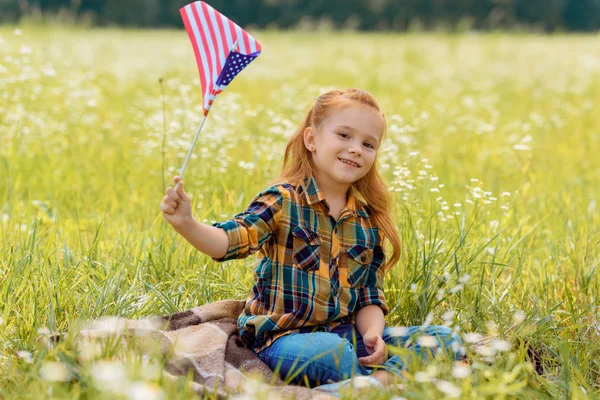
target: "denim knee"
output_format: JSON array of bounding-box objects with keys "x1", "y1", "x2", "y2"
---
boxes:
[
  {"x1": 383, "y1": 325, "x2": 465, "y2": 360},
  {"x1": 258, "y1": 332, "x2": 363, "y2": 386}
]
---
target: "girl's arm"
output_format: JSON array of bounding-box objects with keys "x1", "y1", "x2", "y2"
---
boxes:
[
  {"x1": 356, "y1": 304, "x2": 385, "y2": 338},
  {"x1": 173, "y1": 218, "x2": 229, "y2": 259},
  {"x1": 160, "y1": 175, "x2": 284, "y2": 261},
  {"x1": 356, "y1": 305, "x2": 387, "y2": 366}
]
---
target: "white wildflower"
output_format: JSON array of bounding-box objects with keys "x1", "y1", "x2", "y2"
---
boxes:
[
  {"x1": 451, "y1": 362, "x2": 471, "y2": 379},
  {"x1": 415, "y1": 371, "x2": 430, "y2": 382},
  {"x1": 40, "y1": 361, "x2": 71, "y2": 382},
  {"x1": 127, "y1": 382, "x2": 166, "y2": 400},
  {"x1": 437, "y1": 288, "x2": 445, "y2": 300},
  {"x1": 422, "y1": 312, "x2": 434, "y2": 328},
  {"x1": 475, "y1": 345, "x2": 496, "y2": 357},
  {"x1": 513, "y1": 310, "x2": 526, "y2": 325},
  {"x1": 463, "y1": 333, "x2": 483, "y2": 344},
  {"x1": 417, "y1": 335, "x2": 438, "y2": 348},
  {"x1": 388, "y1": 327, "x2": 410, "y2": 337},
  {"x1": 442, "y1": 310, "x2": 455, "y2": 324},
  {"x1": 91, "y1": 361, "x2": 128, "y2": 392},
  {"x1": 513, "y1": 144, "x2": 530, "y2": 151},
  {"x1": 37, "y1": 327, "x2": 51, "y2": 335},
  {"x1": 449, "y1": 284, "x2": 464, "y2": 293},
  {"x1": 17, "y1": 350, "x2": 33, "y2": 363},
  {"x1": 435, "y1": 380, "x2": 461, "y2": 398},
  {"x1": 491, "y1": 339, "x2": 511, "y2": 352}
]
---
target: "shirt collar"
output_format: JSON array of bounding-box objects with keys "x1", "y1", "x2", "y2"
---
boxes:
[{"x1": 300, "y1": 176, "x2": 370, "y2": 218}]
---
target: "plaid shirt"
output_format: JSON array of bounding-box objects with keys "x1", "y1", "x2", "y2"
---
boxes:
[{"x1": 211, "y1": 176, "x2": 389, "y2": 353}]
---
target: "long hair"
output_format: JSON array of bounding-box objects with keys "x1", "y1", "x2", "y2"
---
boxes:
[{"x1": 271, "y1": 89, "x2": 401, "y2": 273}]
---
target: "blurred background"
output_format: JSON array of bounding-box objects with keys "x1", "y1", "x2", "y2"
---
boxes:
[{"x1": 2, "y1": 0, "x2": 600, "y2": 32}]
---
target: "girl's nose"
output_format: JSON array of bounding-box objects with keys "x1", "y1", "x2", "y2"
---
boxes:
[{"x1": 348, "y1": 143, "x2": 362, "y2": 155}]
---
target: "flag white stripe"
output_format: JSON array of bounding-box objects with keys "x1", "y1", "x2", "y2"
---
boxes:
[
  {"x1": 205, "y1": 4, "x2": 226, "y2": 68},
  {"x1": 234, "y1": 24, "x2": 247, "y2": 54},
  {"x1": 220, "y1": 14, "x2": 234, "y2": 52},
  {"x1": 248, "y1": 35, "x2": 257, "y2": 53},
  {"x1": 185, "y1": 5, "x2": 211, "y2": 110},
  {"x1": 194, "y1": 2, "x2": 218, "y2": 99}
]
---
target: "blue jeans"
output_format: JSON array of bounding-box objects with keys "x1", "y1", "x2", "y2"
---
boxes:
[{"x1": 256, "y1": 324, "x2": 464, "y2": 387}]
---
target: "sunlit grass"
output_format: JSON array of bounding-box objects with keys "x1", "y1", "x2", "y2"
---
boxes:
[{"x1": 1, "y1": 25, "x2": 599, "y2": 398}]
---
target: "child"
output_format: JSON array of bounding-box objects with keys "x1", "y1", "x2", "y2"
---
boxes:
[{"x1": 160, "y1": 89, "x2": 464, "y2": 392}]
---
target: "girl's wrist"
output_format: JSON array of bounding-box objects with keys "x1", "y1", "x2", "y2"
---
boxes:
[{"x1": 174, "y1": 216, "x2": 197, "y2": 233}]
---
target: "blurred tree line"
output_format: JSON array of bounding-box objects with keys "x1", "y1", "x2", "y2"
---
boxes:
[{"x1": 2, "y1": 0, "x2": 600, "y2": 31}]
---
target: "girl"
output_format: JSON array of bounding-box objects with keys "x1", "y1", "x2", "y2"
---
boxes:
[{"x1": 160, "y1": 89, "x2": 464, "y2": 393}]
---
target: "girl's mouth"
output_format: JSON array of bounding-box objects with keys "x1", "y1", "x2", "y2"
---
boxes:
[{"x1": 338, "y1": 158, "x2": 360, "y2": 168}]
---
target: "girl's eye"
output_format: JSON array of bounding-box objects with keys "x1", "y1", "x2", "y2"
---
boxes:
[
  {"x1": 337, "y1": 132, "x2": 349, "y2": 139},
  {"x1": 364, "y1": 143, "x2": 375, "y2": 149}
]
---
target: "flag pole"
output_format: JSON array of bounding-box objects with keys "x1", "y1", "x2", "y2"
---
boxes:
[
  {"x1": 174, "y1": 114, "x2": 207, "y2": 191},
  {"x1": 173, "y1": 39, "x2": 240, "y2": 192}
]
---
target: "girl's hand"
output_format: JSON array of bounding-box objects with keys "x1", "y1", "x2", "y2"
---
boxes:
[
  {"x1": 358, "y1": 333, "x2": 388, "y2": 366},
  {"x1": 160, "y1": 176, "x2": 193, "y2": 229}
]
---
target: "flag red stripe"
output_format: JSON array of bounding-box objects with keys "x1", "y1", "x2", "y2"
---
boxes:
[
  {"x1": 242, "y1": 31, "x2": 251, "y2": 54},
  {"x1": 180, "y1": 7, "x2": 206, "y2": 101},
  {"x1": 201, "y1": 2, "x2": 223, "y2": 72},
  {"x1": 190, "y1": 4, "x2": 214, "y2": 100},
  {"x1": 214, "y1": 8, "x2": 229, "y2": 61},
  {"x1": 226, "y1": 19, "x2": 238, "y2": 47}
]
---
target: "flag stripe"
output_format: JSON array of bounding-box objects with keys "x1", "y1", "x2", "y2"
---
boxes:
[
  {"x1": 194, "y1": 2, "x2": 218, "y2": 105},
  {"x1": 242, "y1": 28, "x2": 251, "y2": 54},
  {"x1": 234, "y1": 24, "x2": 247, "y2": 54},
  {"x1": 221, "y1": 13, "x2": 235, "y2": 51},
  {"x1": 202, "y1": 2, "x2": 224, "y2": 71},
  {"x1": 182, "y1": 6, "x2": 209, "y2": 107},
  {"x1": 213, "y1": 7, "x2": 229, "y2": 65},
  {"x1": 189, "y1": 4, "x2": 214, "y2": 110}
]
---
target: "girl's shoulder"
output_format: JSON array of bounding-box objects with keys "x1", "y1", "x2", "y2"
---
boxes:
[{"x1": 260, "y1": 179, "x2": 301, "y2": 200}]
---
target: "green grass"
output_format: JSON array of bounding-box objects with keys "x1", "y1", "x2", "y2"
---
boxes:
[{"x1": 1, "y1": 25, "x2": 599, "y2": 399}]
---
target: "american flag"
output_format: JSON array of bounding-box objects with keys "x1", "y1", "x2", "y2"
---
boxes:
[{"x1": 180, "y1": 1, "x2": 262, "y2": 115}]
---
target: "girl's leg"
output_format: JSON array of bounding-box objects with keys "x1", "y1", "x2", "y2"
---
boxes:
[
  {"x1": 256, "y1": 331, "x2": 370, "y2": 387},
  {"x1": 380, "y1": 325, "x2": 465, "y2": 376},
  {"x1": 332, "y1": 323, "x2": 464, "y2": 378}
]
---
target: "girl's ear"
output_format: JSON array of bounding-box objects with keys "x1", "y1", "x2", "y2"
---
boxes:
[{"x1": 303, "y1": 127, "x2": 316, "y2": 152}]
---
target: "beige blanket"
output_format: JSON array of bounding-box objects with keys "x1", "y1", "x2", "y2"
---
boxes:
[{"x1": 77, "y1": 299, "x2": 335, "y2": 399}]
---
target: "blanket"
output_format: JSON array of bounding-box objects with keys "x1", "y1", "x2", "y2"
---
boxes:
[{"x1": 77, "y1": 299, "x2": 335, "y2": 399}]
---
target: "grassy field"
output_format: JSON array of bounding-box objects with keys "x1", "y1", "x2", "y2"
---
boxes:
[{"x1": 1, "y1": 24, "x2": 599, "y2": 399}]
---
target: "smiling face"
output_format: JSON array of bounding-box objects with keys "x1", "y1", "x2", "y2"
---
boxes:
[{"x1": 303, "y1": 103, "x2": 385, "y2": 192}]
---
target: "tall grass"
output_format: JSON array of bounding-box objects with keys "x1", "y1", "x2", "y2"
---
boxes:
[{"x1": 1, "y1": 25, "x2": 599, "y2": 398}]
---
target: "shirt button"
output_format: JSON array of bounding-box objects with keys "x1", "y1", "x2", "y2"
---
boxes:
[{"x1": 360, "y1": 256, "x2": 366, "y2": 262}]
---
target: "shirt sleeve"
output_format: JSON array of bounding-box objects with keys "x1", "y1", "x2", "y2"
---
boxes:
[
  {"x1": 210, "y1": 185, "x2": 284, "y2": 262},
  {"x1": 356, "y1": 240, "x2": 389, "y2": 315}
]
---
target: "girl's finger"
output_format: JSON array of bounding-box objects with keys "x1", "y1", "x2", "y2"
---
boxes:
[
  {"x1": 166, "y1": 187, "x2": 181, "y2": 202},
  {"x1": 160, "y1": 203, "x2": 174, "y2": 214},
  {"x1": 164, "y1": 198, "x2": 177, "y2": 208},
  {"x1": 176, "y1": 182, "x2": 191, "y2": 201}
]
